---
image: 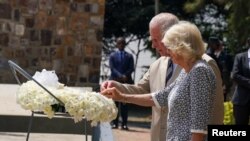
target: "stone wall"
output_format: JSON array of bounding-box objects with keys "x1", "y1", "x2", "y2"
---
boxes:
[{"x1": 0, "y1": 0, "x2": 105, "y2": 87}]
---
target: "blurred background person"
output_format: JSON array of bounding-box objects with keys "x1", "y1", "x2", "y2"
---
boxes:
[
  {"x1": 231, "y1": 37, "x2": 250, "y2": 125},
  {"x1": 109, "y1": 37, "x2": 134, "y2": 130},
  {"x1": 206, "y1": 36, "x2": 233, "y2": 101}
]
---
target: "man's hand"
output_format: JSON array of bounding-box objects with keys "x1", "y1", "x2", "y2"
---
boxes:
[
  {"x1": 101, "y1": 87, "x2": 124, "y2": 102},
  {"x1": 100, "y1": 80, "x2": 116, "y2": 92}
]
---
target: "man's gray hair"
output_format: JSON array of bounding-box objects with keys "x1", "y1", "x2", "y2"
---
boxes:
[{"x1": 149, "y1": 13, "x2": 179, "y2": 37}]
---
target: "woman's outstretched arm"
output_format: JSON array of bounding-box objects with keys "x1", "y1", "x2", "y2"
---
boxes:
[{"x1": 101, "y1": 87, "x2": 155, "y2": 107}]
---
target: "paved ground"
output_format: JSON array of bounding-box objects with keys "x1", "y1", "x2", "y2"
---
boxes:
[
  {"x1": 112, "y1": 106, "x2": 151, "y2": 141},
  {"x1": 0, "y1": 127, "x2": 150, "y2": 141},
  {"x1": 113, "y1": 127, "x2": 150, "y2": 141},
  {"x1": 0, "y1": 132, "x2": 92, "y2": 141}
]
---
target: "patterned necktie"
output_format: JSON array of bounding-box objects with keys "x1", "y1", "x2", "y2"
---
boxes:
[{"x1": 165, "y1": 59, "x2": 173, "y2": 85}]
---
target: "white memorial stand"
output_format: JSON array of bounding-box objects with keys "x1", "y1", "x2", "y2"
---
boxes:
[{"x1": 100, "y1": 123, "x2": 114, "y2": 141}]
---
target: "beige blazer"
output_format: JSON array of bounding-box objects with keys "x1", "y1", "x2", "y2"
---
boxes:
[
  {"x1": 114, "y1": 56, "x2": 181, "y2": 141},
  {"x1": 113, "y1": 55, "x2": 224, "y2": 141},
  {"x1": 202, "y1": 54, "x2": 224, "y2": 125}
]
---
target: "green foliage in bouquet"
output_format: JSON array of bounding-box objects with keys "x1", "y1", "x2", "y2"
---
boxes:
[{"x1": 223, "y1": 101, "x2": 235, "y2": 125}]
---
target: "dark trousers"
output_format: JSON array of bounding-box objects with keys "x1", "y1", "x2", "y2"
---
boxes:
[
  {"x1": 233, "y1": 104, "x2": 250, "y2": 125},
  {"x1": 112, "y1": 102, "x2": 128, "y2": 126}
]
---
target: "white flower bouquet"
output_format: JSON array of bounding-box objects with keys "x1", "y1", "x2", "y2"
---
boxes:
[{"x1": 16, "y1": 70, "x2": 118, "y2": 126}]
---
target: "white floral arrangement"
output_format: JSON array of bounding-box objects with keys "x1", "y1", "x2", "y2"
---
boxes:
[{"x1": 16, "y1": 70, "x2": 118, "y2": 126}]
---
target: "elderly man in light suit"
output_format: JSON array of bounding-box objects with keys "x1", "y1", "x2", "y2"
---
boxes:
[{"x1": 101, "y1": 13, "x2": 224, "y2": 141}]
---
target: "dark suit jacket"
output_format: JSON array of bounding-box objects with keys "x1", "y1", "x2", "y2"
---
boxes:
[
  {"x1": 109, "y1": 50, "x2": 134, "y2": 84},
  {"x1": 231, "y1": 51, "x2": 250, "y2": 105}
]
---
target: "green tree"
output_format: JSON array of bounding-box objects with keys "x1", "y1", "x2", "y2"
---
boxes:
[
  {"x1": 102, "y1": 0, "x2": 155, "y2": 81},
  {"x1": 228, "y1": 0, "x2": 250, "y2": 53},
  {"x1": 184, "y1": 0, "x2": 250, "y2": 53}
]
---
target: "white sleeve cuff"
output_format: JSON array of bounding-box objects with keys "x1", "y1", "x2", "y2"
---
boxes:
[
  {"x1": 151, "y1": 93, "x2": 161, "y2": 108},
  {"x1": 191, "y1": 129, "x2": 207, "y2": 134}
]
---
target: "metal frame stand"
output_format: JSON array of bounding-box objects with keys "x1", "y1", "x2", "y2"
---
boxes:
[
  {"x1": 26, "y1": 112, "x2": 34, "y2": 141},
  {"x1": 8, "y1": 60, "x2": 88, "y2": 141}
]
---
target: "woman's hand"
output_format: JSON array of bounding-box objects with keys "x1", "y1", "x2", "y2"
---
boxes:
[{"x1": 101, "y1": 87, "x2": 125, "y2": 102}]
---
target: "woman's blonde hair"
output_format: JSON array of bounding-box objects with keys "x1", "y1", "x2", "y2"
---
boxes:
[{"x1": 162, "y1": 21, "x2": 205, "y2": 63}]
